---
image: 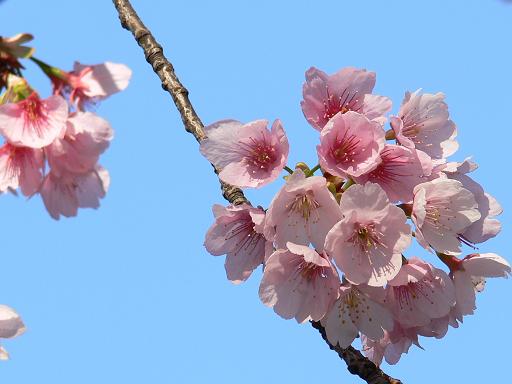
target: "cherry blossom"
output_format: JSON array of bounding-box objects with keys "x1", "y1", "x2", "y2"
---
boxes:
[
  {"x1": 259, "y1": 242, "x2": 340, "y2": 323},
  {"x1": 390, "y1": 90, "x2": 458, "y2": 160},
  {"x1": 204, "y1": 204, "x2": 271, "y2": 284},
  {"x1": 0, "y1": 143, "x2": 43, "y2": 196},
  {"x1": 443, "y1": 253, "x2": 511, "y2": 319},
  {"x1": 47, "y1": 111, "x2": 113, "y2": 175},
  {"x1": 40, "y1": 166, "x2": 110, "y2": 220},
  {"x1": 0, "y1": 305, "x2": 25, "y2": 361},
  {"x1": 200, "y1": 119, "x2": 289, "y2": 188},
  {"x1": 325, "y1": 183, "x2": 411, "y2": 286},
  {"x1": 322, "y1": 283, "x2": 394, "y2": 348},
  {"x1": 264, "y1": 169, "x2": 342, "y2": 251},
  {"x1": 0, "y1": 93, "x2": 68, "y2": 148},
  {"x1": 301, "y1": 67, "x2": 391, "y2": 131},
  {"x1": 317, "y1": 111, "x2": 385, "y2": 178},
  {"x1": 412, "y1": 178, "x2": 481, "y2": 254},
  {"x1": 443, "y1": 159, "x2": 502, "y2": 245},
  {"x1": 353, "y1": 145, "x2": 433, "y2": 203},
  {"x1": 385, "y1": 257, "x2": 456, "y2": 328}
]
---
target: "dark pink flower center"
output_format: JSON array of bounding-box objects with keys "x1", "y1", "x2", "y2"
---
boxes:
[
  {"x1": 368, "y1": 149, "x2": 412, "y2": 183},
  {"x1": 393, "y1": 279, "x2": 436, "y2": 310},
  {"x1": 240, "y1": 135, "x2": 277, "y2": 173},
  {"x1": 298, "y1": 260, "x2": 326, "y2": 281},
  {"x1": 224, "y1": 215, "x2": 264, "y2": 256},
  {"x1": 330, "y1": 130, "x2": 361, "y2": 165},
  {"x1": 323, "y1": 86, "x2": 362, "y2": 121}
]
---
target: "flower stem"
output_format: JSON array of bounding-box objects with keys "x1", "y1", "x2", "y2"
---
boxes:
[
  {"x1": 308, "y1": 164, "x2": 321, "y2": 176},
  {"x1": 284, "y1": 166, "x2": 294, "y2": 175}
]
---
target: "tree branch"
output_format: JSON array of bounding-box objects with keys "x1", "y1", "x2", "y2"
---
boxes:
[{"x1": 111, "y1": 1, "x2": 402, "y2": 383}]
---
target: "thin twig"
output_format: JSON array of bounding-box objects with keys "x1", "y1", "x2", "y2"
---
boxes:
[{"x1": 111, "y1": 1, "x2": 402, "y2": 383}]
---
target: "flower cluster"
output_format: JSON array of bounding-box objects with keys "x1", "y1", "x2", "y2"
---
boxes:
[
  {"x1": 202, "y1": 66, "x2": 510, "y2": 365},
  {"x1": 0, "y1": 33, "x2": 131, "y2": 219}
]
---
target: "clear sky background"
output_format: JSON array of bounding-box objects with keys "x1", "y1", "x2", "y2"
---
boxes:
[{"x1": 1, "y1": 0, "x2": 511, "y2": 383}]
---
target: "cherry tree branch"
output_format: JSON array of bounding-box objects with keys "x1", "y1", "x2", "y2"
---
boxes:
[{"x1": 111, "y1": 1, "x2": 402, "y2": 383}]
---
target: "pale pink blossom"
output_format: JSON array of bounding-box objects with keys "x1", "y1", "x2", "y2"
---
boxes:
[
  {"x1": 317, "y1": 111, "x2": 385, "y2": 178},
  {"x1": 353, "y1": 145, "x2": 433, "y2": 203},
  {"x1": 259, "y1": 242, "x2": 340, "y2": 323},
  {"x1": 0, "y1": 143, "x2": 43, "y2": 196},
  {"x1": 204, "y1": 204, "x2": 272, "y2": 284},
  {"x1": 443, "y1": 159, "x2": 502, "y2": 244},
  {"x1": 264, "y1": 169, "x2": 342, "y2": 251},
  {"x1": 52, "y1": 61, "x2": 132, "y2": 110},
  {"x1": 40, "y1": 166, "x2": 110, "y2": 220},
  {"x1": 47, "y1": 112, "x2": 113, "y2": 175},
  {"x1": 200, "y1": 119, "x2": 289, "y2": 188},
  {"x1": 0, "y1": 305, "x2": 25, "y2": 360},
  {"x1": 325, "y1": 183, "x2": 411, "y2": 286},
  {"x1": 322, "y1": 284, "x2": 394, "y2": 348},
  {"x1": 412, "y1": 179, "x2": 481, "y2": 254},
  {"x1": 0, "y1": 93, "x2": 68, "y2": 148},
  {"x1": 301, "y1": 67, "x2": 391, "y2": 131},
  {"x1": 390, "y1": 90, "x2": 458, "y2": 160},
  {"x1": 447, "y1": 253, "x2": 510, "y2": 319},
  {"x1": 362, "y1": 322, "x2": 421, "y2": 365},
  {"x1": 385, "y1": 257, "x2": 456, "y2": 328}
]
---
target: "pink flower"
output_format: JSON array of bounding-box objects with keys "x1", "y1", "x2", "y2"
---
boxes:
[
  {"x1": 200, "y1": 119, "x2": 289, "y2": 188},
  {"x1": 52, "y1": 62, "x2": 132, "y2": 110},
  {"x1": 443, "y1": 159, "x2": 502, "y2": 244},
  {"x1": 353, "y1": 145, "x2": 433, "y2": 203},
  {"x1": 412, "y1": 179, "x2": 481, "y2": 254},
  {"x1": 301, "y1": 67, "x2": 391, "y2": 131},
  {"x1": 0, "y1": 305, "x2": 25, "y2": 361},
  {"x1": 390, "y1": 90, "x2": 458, "y2": 160},
  {"x1": 322, "y1": 284, "x2": 394, "y2": 348},
  {"x1": 259, "y1": 242, "x2": 340, "y2": 323},
  {"x1": 0, "y1": 93, "x2": 68, "y2": 148},
  {"x1": 385, "y1": 257, "x2": 456, "y2": 328},
  {"x1": 47, "y1": 112, "x2": 113, "y2": 175},
  {"x1": 317, "y1": 111, "x2": 385, "y2": 178},
  {"x1": 325, "y1": 183, "x2": 411, "y2": 286},
  {"x1": 448, "y1": 253, "x2": 510, "y2": 319},
  {"x1": 264, "y1": 169, "x2": 342, "y2": 251},
  {"x1": 204, "y1": 204, "x2": 272, "y2": 284},
  {"x1": 0, "y1": 143, "x2": 43, "y2": 196},
  {"x1": 40, "y1": 166, "x2": 110, "y2": 220},
  {"x1": 362, "y1": 322, "x2": 421, "y2": 366}
]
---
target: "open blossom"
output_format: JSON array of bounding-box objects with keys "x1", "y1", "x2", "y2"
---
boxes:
[
  {"x1": 317, "y1": 111, "x2": 385, "y2": 178},
  {"x1": 0, "y1": 143, "x2": 43, "y2": 196},
  {"x1": 264, "y1": 169, "x2": 342, "y2": 251},
  {"x1": 353, "y1": 145, "x2": 433, "y2": 203},
  {"x1": 390, "y1": 90, "x2": 458, "y2": 160},
  {"x1": 386, "y1": 257, "x2": 456, "y2": 328},
  {"x1": 204, "y1": 204, "x2": 272, "y2": 284},
  {"x1": 0, "y1": 93, "x2": 68, "y2": 148},
  {"x1": 259, "y1": 242, "x2": 340, "y2": 323},
  {"x1": 443, "y1": 159, "x2": 502, "y2": 244},
  {"x1": 200, "y1": 119, "x2": 289, "y2": 188},
  {"x1": 301, "y1": 67, "x2": 391, "y2": 131},
  {"x1": 445, "y1": 253, "x2": 511, "y2": 319},
  {"x1": 51, "y1": 61, "x2": 132, "y2": 110},
  {"x1": 322, "y1": 284, "x2": 394, "y2": 348},
  {"x1": 325, "y1": 183, "x2": 411, "y2": 286},
  {"x1": 0, "y1": 305, "x2": 25, "y2": 360},
  {"x1": 40, "y1": 166, "x2": 110, "y2": 220},
  {"x1": 47, "y1": 112, "x2": 113, "y2": 175},
  {"x1": 412, "y1": 178, "x2": 481, "y2": 254}
]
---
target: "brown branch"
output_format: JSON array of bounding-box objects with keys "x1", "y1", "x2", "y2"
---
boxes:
[{"x1": 111, "y1": 1, "x2": 402, "y2": 383}]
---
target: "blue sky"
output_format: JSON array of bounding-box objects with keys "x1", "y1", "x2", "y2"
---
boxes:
[{"x1": 1, "y1": 0, "x2": 511, "y2": 383}]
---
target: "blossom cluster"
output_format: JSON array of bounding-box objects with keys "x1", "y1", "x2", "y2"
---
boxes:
[
  {"x1": 202, "y1": 66, "x2": 510, "y2": 365},
  {"x1": 0, "y1": 33, "x2": 131, "y2": 358},
  {"x1": 0, "y1": 33, "x2": 131, "y2": 220}
]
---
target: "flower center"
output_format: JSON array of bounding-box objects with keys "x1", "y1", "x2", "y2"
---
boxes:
[
  {"x1": 323, "y1": 86, "x2": 361, "y2": 121},
  {"x1": 288, "y1": 191, "x2": 320, "y2": 221},
  {"x1": 349, "y1": 223, "x2": 382, "y2": 253},
  {"x1": 331, "y1": 132, "x2": 361, "y2": 165}
]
